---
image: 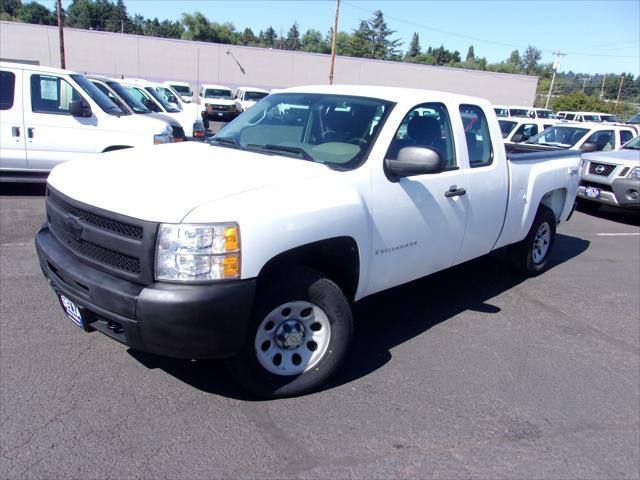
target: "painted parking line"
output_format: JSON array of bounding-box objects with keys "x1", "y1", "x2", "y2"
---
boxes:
[{"x1": 596, "y1": 233, "x2": 640, "y2": 236}]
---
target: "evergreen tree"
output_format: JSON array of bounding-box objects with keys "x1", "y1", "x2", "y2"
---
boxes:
[
  {"x1": 367, "y1": 9, "x2": 401, "y2": 59},
  {"x1": 262, "y1": 26, "x2": 277, "y2": 48},
  {"x1": 240, "y1": 27, "x2": 257, "y2": 46},
  {"x1": 406, "y1": 32, "x2": 421, "y2": 58},
  {"x1": 285, "y1": 22, "x2": 301, "y2": 50},
  {"x1": 465, "y1": 45, "x2": 475, "y2": 63}
]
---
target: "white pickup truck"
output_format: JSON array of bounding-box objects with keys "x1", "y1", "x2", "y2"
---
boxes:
[{"x1": 36, "y1": 86, "x2": 581, "y2": 397}]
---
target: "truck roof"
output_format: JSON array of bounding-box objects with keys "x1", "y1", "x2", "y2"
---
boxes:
[
  {"x1": 280, "y1": 84, "x2": 492, "y2": 105},
  {"x1": 237, "y1": 86, "x2": 269, "y2": 93},
  {"x1": 201, "y1": 84, "x2": 232, "y2": 90},
  {"x1": 0, "y1": 61, "x2": 80, "y2": 75}
]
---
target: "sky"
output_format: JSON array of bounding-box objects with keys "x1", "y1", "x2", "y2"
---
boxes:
[{"x1": 43, "y1": 0, "x2": 640, "y2": 76}]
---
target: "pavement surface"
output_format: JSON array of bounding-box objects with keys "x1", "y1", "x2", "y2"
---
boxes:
[{"x1": 0, "y1": 183, "x2": 639, "y2": 479}]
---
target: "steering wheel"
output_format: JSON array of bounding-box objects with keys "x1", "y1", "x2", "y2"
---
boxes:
[{"x1": 347, "y1": 137, "x2": 367, "y2": 147}]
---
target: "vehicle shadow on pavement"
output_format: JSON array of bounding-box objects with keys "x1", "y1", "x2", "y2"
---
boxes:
[
  {"x1": 127, "y1": 233, "x2": 589, "y2": 400},
  {"x1": 581, "y1": 206, "x2": 640, "y2": 227},
  {"x1": 0, "y1": 183, "x2": 47, "y2": 196}
]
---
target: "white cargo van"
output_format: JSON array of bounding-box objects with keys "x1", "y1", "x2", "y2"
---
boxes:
[{"x1": 0, "y1": 62, "x2": 174, "y2": 182}]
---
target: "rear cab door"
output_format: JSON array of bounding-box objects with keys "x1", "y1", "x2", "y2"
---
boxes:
[
  {"x1": 0, "y1": 66, "x2": 27, "y2": 171},
  {"x1": 23, "y1": 70, "x2": 98, "y2": 171},
  {"x1": 455, "y1": 103, "x2": 509, "y2": 264}
]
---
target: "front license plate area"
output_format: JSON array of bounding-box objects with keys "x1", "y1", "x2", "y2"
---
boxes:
[
  {"x1": 585, "y1": 186, "x2": 601, "y2": 198},
  {"x1": 59, "y1": 295, "x2": 84, "y2": 328}
]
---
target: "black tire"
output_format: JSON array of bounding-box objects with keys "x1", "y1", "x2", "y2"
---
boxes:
[
  {"x1": 576, "y1": 197, "x2": 601, "y2": 213},
  {"x1": 227, "y1": 268, "x2": 353, "y2": 398},
  {"x1": 508, "y1": 205, "x2": 557, "y2": 277}
]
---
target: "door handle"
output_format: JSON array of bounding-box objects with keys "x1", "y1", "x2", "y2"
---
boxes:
[
  {"x1": 27, "y1": 127, "x2": 34, "y2": 139},
  {"x1": 11, "y1": 126, "x2": 20, "y2": 137},
  {"x1": 445, "y1": 185, "x2": 466, "y2": 198}
]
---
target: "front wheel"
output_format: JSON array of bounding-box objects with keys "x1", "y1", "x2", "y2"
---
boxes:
[
  {"x1": 227, "y1": 268, "x2": 353, "y2": 398},
  {"x1": 508, "y1": 206, "x2": 557, "y2": 276}
]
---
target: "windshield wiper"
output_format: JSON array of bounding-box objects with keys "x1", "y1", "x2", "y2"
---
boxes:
[
  {"x1": 247, "y1": 144, "x2": 314, "y2": 161},
  {"x1": 623, "y1": 146, "x2": 640, "y2": 150},
  {"x1": 210, "y1": 136, "x2": 241, "y2": 149}
]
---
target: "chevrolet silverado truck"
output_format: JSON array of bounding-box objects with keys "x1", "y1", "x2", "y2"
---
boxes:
[{"x1": 36, "y1": 86, "x2": 582, "y2": 398}]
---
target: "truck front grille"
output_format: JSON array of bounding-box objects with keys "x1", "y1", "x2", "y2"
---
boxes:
[
  {"x1": 46, "y1": 188, "x2": 157, "y2": 284},
  {"x1": 588, "y1": 162, "x2": 615, "y2": 177}
]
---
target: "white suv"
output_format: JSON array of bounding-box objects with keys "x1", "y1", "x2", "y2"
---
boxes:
[{"x1": 0, "y1": 62, "x2": 173, "y2": 182}]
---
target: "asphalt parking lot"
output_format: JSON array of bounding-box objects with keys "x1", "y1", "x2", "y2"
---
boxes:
[{"x1": 1, "y1": 184, "x2": 638, "y2": 479}]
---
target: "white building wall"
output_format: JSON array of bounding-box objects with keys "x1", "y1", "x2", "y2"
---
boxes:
[{"x1": 1, "y1": 21, "x2": 538, "y2": 105}]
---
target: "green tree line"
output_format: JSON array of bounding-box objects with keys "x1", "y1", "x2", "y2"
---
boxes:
[{"x1": 2, "y1": 0, "x2": 638, "y2": 109}]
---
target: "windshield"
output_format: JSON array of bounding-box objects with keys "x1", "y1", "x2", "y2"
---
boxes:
[
  {"x1": 600, "y1": 115, "x2": 618, "y2": 122},
  {"x1": 145, "y1": 86, "x2": 179, "y2": 112},
  {"x1": 510, "y1": 108, "x2": 532, "y2": 118},
  {"x1": 70, "y1": 74, "x2": 125, "y2": 115},
  {"x1": 245, "y1": 91, "x2": 269, "y2": 101},
  {"x1": 628, "y1": 113, "x2": 640, "y2": 124},
  {"x1": 211, "y1": 93, "x2": 394, "y2": 170},
  {"x1": 494, "y1": 108, "x2": 508, "y2": 117},
  {"x1": 204, "y1": 88, "x2": 233, "y2": 100},
  {"x1": 171, "y1": 84, "x2": 192, "y2": 95},
  {"x1": 526, "y1": 126, "x2": 589, "y2": 148},
  {"x1": 499, "y1": 120, "x2": 518, "y2": 138},
  {"x1": 623, "y1": 135, "x2": 640, "y2": 149},
  {"x1": 536, "y1": 110, "x2": 555, "y2": 119},
  {"x1": 106, "y1": 81, "x2": 149, "y2": 113}
]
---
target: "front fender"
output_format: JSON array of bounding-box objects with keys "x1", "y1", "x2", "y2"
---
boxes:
[{"x1": 182, "y1": 177, "x2": 372, "y2": 299}]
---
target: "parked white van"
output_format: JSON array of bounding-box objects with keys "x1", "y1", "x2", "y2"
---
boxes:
[
  {"x1": 234, "y1": 86, "x2": 269, "y2": 113},
  {"x1": 164, "y1": 81, "x2": 193, "y2": 103},
  {"x1": 0, "y1": 62, "x2": 174, "y2": 182}
]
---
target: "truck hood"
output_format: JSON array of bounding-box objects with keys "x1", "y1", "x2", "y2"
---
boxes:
[{"x1": 47, "y1": 142, "x2": 331, "y2": 223}]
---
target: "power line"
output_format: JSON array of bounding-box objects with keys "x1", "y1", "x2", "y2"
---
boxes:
[{"x1": 342, "y1": 1, "x2": 640, "y2": 59}]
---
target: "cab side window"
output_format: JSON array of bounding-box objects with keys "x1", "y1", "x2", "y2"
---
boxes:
[
  {"x1": 513, "y1": 123, "x2": 539, "y2": 141},
  {"x1": 386, "y1": 102, "x2": 456, "y2": 168},
  {"x1": 459, "y1": 104, "x2": 493, "y2": 167},
  {"x1": 0, "y1": 70, "x2": 15, "y2": 110},
  {"x1": 586, "y1": 130, "x2": 614, "y2": 151},
  {"x1": 620, "y1": 130, "x2": 634, "y2": 146},
  {"x1": 31, "y1": 74, "x2": 81, "y2": 115}
]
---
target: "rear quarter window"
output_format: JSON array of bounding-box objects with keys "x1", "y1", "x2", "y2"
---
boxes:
[
  {"x1": 460, "y1": 104, "x2": 493, "y2": 167},
  {"x1": 0, "y1": 70, "x2": 16, "y2": 110}
]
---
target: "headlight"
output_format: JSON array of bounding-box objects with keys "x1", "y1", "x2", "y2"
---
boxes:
[
  {"x1": 156, "y1": 223, "x2": 240, "y2": 281},
  {"x1": 628, "y1": 167, "x2": 640, "y2": 179},
  {"x1": 154, "y1": 132, "x2": 173, "y2": 144}
]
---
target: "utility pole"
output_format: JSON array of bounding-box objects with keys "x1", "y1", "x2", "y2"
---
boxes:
[
  {"x1": 545, "y1": 51, "x2": 565, "y2": 109},
  {"x1": 616, "y1": 75, "x2": 625, "y2": 106},
  {"x1": 121, "y1": 18, "x2": 124, "y2": 34},
  {"x1": 600, "y1": 74, "x2": 606, "y2": 98},
  {"x1": 328, "y1": 0, "x2": 340, "y2": 84},
  {"x1": 581, "y1": 76, "x2": 588, "y2": 94},
  {"x1": 56, "y1": 0, "x2": 65, "y2": 68}
]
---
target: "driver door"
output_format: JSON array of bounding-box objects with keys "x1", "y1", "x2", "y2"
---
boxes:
[{"x1": 368, "y1": 102, "x2": 468, "y2": 295}]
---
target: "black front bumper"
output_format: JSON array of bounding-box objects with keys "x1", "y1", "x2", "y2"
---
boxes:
[{"x1": 36, "y1": 225, "x2": 256, "y2": 359}]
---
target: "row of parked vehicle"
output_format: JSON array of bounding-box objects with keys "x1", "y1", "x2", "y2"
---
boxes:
[
  {"x1": 491, "y1": 105, "x2": 639, "y2": 212},
  {"x1": 0, "y1": 61, "x2": 272, "y2": 182}
]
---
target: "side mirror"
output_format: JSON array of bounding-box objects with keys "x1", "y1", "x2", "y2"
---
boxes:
[
  {"x1": 511, "y1": 133, "x2": 523, "y2": 143},
  {"x1": 69, "y1": 99, "x2": 91, "y2": 117},
  {"x1": 581, "y1": 142, "x2": 597, "y2": 153},
  {"x1": 385, "y1": 147, "x2": 444, "y2": 178}
]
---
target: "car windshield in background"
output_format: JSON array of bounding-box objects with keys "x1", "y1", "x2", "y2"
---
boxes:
[
  {"x1": 145, "y1": 86, "x2": 179, "y2": 112},
  {"x1": 526, "y1": 126, "x2": 589, "y2": 148},
  {"x1": 509, "y1": 108, "x2": 531, "y2": 118},
  {"x1": 623, "y1": 136, "x2": 640, "y2": 149},
  {"x1": 211, "y1": 93, "x2": 393, "y2": 170},
  {"x1": 106, "y1": 81, "x2": 149, "y2": 114},
  {"x1": 245, "y1": 91, "x2": 269, "y2": 101},
  {"x1": 601, "y1": 115, "x2": 618, "y2": 122},
  {"x1": 583, "y1": 115, "x2": 600, "y2": 122},
  {"x1": 204, "y1": 89, "x2": 233, "y2": 99},
  {"x1": 494, "y1": 108, "x2": 508, "y2": 117},
  {"x1": 171, "y1": 85, "x2": 191, "y2": 95},
  {"x1": 536, "y1": 110, "x2": 555, "y2": 119},
  {"x1": 499, "y1": 120, "x2": 518, "y2": 138},
  {"x1": 70, "y1": 74, "x2": 125, "y2": 115}
]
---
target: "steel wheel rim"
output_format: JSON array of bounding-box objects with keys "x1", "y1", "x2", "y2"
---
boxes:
[
  {"x1": 532, "y1": 221, "x2": 551, "y2": 264},
  {"x1": 254, "y1": 301, "x2": 331, "y2": 376}
]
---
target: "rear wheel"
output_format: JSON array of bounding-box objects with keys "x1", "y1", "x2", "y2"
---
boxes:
[
  {"x1": 227, "y1": 268, "x2": 353, "y2": 398},
  {"x1": 508, "y1": 206, "x2": 557, "y2": 276}
]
